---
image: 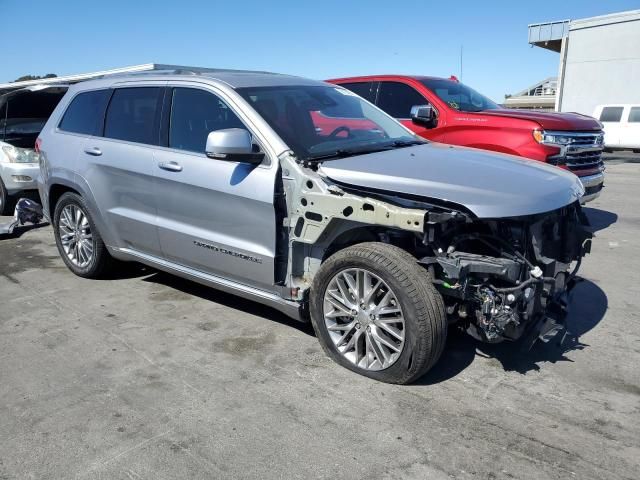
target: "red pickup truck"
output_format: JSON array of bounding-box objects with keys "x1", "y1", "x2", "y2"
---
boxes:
[{"x1": 327, "y1": 75, "x2": 605, "y2": 202}]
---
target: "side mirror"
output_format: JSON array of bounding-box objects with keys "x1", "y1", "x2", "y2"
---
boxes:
[
  {"x1": 410, "y1": 104, "x2": 437, "y2": 128},
  {"x1": 205, "y1": 128, "x2": 265, "y2": 164}
]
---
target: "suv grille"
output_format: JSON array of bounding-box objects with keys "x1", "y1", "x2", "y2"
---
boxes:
[{"x1": 547, "y1": 132, "x2": 604, "y2": 173}]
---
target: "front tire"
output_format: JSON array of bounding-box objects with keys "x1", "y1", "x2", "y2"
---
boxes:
[
  {"x1": 310, "y1": 242, "x2": 447, "y2": 384},
  {"x1": 53, "y1": 192, "x2": 115, "y2": 278}
]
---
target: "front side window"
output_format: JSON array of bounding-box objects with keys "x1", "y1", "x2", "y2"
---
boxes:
[
  {"x1": 421, "y1": 78, "x2": 500, "y2": 113},
  {"x1": 169, "y1": 88, "x2": 244, "y2": 153},
  {"x1": 598, "y1": 106, "x2": 624, "y2": 123},
  {"x1": 238, "y1": 85, "x2": 420, "y2": 161},
  {"x1": 59, "y1": 89, "x2": 110, "y2": 136},
  {"x1": 377, "y1": 82, "x2": 428, "y2": 119},
  {"x1": 628, "y1": 107, "x2": 640, "y2": 123},
  {"x1": 104, "y1": 87, "x2": 162, "y2": 145}
]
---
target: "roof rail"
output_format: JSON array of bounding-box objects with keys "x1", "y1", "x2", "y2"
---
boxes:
[
  {"x1": 0, "y1": 63, "x2": 276, "y2": 93},
  {"x1": 97, "y1": 65, "x2": 276, "y2": 80}
]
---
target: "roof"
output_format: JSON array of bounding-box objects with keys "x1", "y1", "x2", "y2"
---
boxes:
[
  {"x1": 570, "y1": 9, "x2": 640, "y2": 30},
  {"x1": 528, "y1": 9, "x2": 640, "y2": 52},
  {"x1": 0, "y1": 63, "x2": 325, "y2": 94},
  {"x1": 510, "y1": 77, "x2": 557, "y2": 98},
  {"x1": 327, "y1": 74, "x2": 449, "y2": 83}
]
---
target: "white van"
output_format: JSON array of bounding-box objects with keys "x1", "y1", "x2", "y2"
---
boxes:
[{"x1": 593, "y1": 105, "x2": 640, "y2": 153}]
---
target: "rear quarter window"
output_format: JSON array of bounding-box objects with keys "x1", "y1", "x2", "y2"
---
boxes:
[
  {"x1": 628, "y1": 107, "x2": 640, "y2": 123},
  {"x1": 59, "y1": 90, "x2": 110, "y2": 135},
  {"x1": 599, "y1": 106, "x2": 624, "y2": 122}
]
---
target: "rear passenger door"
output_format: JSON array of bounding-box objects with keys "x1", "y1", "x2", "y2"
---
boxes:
[
  {"x1": 338, "y1": 81, "x2": 379, "y2": 104},
  {"x1": 78, "y1": 84, "x2": 165, "y2": 256},
  {"x1": 153, "y1": 85, "x2": 278, "y2": 291},
  {"x1": 598, "y1": 106, "x2": 625, "y2": 147}
]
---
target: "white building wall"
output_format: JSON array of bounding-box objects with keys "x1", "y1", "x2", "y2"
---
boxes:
[{"x1": 559, "y1": 11, "x2": 640, "y2": 116}]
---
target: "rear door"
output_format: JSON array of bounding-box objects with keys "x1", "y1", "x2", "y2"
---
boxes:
[
  {"x1": 153, "y1": 84, "x2": 278, "y2": 291},
  {"x1": 337, "y1": 81, "x2": 379, "y2": 104},
  {"x1": 78, "y1": 84, "x2": 165, "y2": 256},
  {"x1": 620, "y1": 106, "x2": 640, "y2": 149},
  {"x1": 597, "y1": 106, "x2": 625, "y2": 147}
]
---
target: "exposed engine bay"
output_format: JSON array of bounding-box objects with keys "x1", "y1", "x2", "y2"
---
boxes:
[{"x1": 416, "y1": 202, "x2": 592, "y2": 344}]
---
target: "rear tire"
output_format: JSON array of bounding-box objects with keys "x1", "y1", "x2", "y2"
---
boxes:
[
  {"x1": 0, "y1": 178, "x2": 9, "y2": 215},
  {"x1": 310, "y1": 242, "x2": 447, "y2": 384},
  {"x1": 53, "y1": 192, "x2": 115, "y2": 278}
]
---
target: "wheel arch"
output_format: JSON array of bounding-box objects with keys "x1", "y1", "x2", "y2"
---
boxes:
[{"x1": 48, "y1": 183, "x2": 81, "y2": 220}]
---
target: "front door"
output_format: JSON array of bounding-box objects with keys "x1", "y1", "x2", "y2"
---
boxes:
[
  {"x1": 153, "y1": 86, "x2": 278, "y2": 291},
  {"x1": 376, "y1": 81, "x2": 444, "y2": 142}
]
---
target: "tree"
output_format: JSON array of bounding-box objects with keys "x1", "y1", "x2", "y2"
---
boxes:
[{"x1": 14, "y1": 73, "x2": 57, "y2": 82}]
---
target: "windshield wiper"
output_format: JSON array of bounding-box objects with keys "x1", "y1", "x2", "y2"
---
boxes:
[
  {"x1": 387, "y1": 139, "x2": 425, "y2": 148},
  {"x1": 305, "y1": 146, "x2": 392, "y2": 162},
  {"x1": 304, "y1": 139, "x2": 425, "y2": 163}
]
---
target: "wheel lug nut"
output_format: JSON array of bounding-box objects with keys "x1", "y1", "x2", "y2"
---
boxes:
[{"x1": 355, "y1": 323, "x2": 361, "y2": 329}]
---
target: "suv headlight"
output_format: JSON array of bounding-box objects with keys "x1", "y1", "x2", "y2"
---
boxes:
[
  {"x1": 532, "y1": 129, "x2": 573, "y2": 145},
  {"x1": 1, "y1": 145, "x2": 40, "y2": 163}
]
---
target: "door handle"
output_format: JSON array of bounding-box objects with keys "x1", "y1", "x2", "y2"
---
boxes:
[
  {"x1": 84, "y1": 147, "x2": 102, "y2": 156},
  {"x1": 158, "y1": 161, "x2": 183, "y2": 172}
]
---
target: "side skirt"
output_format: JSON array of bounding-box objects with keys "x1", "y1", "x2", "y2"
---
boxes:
[{"x1": 108, "y1": 246, "x2": 304, "y2": 322}]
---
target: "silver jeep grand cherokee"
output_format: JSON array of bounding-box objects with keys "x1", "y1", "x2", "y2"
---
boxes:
[{"x1": 38, "y1": 68, "x2": 592, "y2": 384}]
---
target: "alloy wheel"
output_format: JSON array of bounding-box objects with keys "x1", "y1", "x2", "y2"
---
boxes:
[
  {"x1": 58, "y1": 204, "x2": 94, "y2": 268},
  {"x1": 323, "y1": 268, "x2": 406, "y2": 371}
]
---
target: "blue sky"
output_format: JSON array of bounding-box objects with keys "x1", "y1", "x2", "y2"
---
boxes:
[{"x1": 1, "y1": 0, "x2": 639, "y2": 101}]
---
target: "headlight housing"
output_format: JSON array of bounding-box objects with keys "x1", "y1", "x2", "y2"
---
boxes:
[
  {"x1": 1, "y1": 145, "x2": 40, "y2": 163},
  {"x1": 532, "y1": 129, "x2": 574, "y2": 145}
]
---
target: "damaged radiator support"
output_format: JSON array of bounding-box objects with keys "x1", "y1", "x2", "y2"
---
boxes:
[{"x1": 416, "y1": 204, "x2": 591, "y2": 345}]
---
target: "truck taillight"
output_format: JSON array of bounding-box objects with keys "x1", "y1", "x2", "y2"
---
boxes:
[{"x1": 35, "y1": 138, "x2": 42, "y2": 153}]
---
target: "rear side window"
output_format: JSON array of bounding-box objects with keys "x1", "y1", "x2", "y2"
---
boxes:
[
  {"x1": 628, "y1": 107, "x2": 640, "y2": 123},
  {"x1": 599, "y1": 106, "x2": 624, "y2": 122},
  {"x1": 377, "y1": 82, "x2": 427, "y2": 119},
  {"x1": 104, "y1": 87, "x2": 162, "y2": 145},
  {"x1": 59, "y1": 90, "x2": 110, "y2": 135},
  {"x1": 169, "y1": 88, "x2": 244, "y2": 153},
  {"x1": 339, "y1": 82, "x2": 377, "y2": 103}
]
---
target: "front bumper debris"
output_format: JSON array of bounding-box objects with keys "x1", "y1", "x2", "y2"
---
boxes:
[{"x1": 0, "y1": 198, "x2": 44, "y2": 235}]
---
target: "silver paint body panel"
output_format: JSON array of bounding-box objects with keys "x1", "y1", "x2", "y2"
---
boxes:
[{"x1": 319, "y1": 142, "x2": 584, "y2": 218}]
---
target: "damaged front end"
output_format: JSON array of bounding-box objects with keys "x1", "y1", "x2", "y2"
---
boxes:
[{"x1": 419, "y1": 203, "x2": 592, "y2": 344}]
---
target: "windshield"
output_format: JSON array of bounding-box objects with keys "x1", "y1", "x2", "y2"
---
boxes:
[
  {"x1": 237, "y1": 85, "x2": 421, "y2": 160},
  {"x1": 421, "y1": 79, "x2": 501, "y2": 113}
]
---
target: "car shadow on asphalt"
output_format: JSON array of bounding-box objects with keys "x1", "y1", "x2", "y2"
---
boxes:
[
  {"x1": 583, "y1": 207, "x2": 617, "y2": 233},
  {"x1": 140, "y1": 270, "x2": 315, "y2": 336},
  {"x1": 415, "y1": 278, "x2": 608, "y2": 385}
]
